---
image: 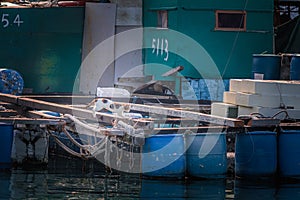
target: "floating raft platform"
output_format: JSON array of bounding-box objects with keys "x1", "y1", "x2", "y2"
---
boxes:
[{"x1": 0, "y1": 91, "x2": 299, "y2": 179}]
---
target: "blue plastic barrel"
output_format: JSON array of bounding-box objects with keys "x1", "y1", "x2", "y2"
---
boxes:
[
  {"x1": 0, "y1": 123, "x2": 14, "y2": 169},
  {"x1": 279, "y1": 130, "x2": 300, "y2": 177},
  {"x1": 142, "y1": 134, "x2": 185, "y2": 178},
  {"x1": 252, "y1": 54, "x2": 281, "y2": 80},
  {"x1": 290, "y1": 54, "x2": 300, "y2": 80},
  {"x1": 185, "y1": 133, "x2": 227, "y2": 178},
  {"x1": 235, "y1": 131, "x2": 277, "y2": 178}
]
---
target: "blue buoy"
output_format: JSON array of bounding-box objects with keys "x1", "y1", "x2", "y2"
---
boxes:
[
  {"x1": 252, "y1": 54, "x2": 281, "y2": 80},
  {"x1": 290, "y1": 54, "x2": 300, "y2": 80},
  {"x1": 235, "y1": 131, "x2": 277, "y2": 178},
  {"x1": 279, "y1": 130, "x2": 300, "y2": 178},
  {"x1": 0, "y1": 123, "x2": 14, "y2": 169},
  {"x1": 185, "y1": 133, "x2": 227, "y2": 178},
  {"x1": 142, "y1": 134, "x2": 185, "y2": 178},
  {"x1": 0, "y1": 68, "x2": 24, "y2": 95}
]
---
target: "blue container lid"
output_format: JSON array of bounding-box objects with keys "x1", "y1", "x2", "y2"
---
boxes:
[
  {"x1": 186, "y1": 132, "x2": 226, "y2": 136},
  {"x1": 241, "y1": 131, "x2": 276, "y2": 135},
  {"x1": 280, "y1": 130, "x2": 300, "y2": 134},
  {"x1": 0, "y1": 122, "x2": 13, "y2": 126},
  {"x1": 146, "y1": 133, "x2": 182, "y2": 138},
  {"x1": 253, "y1": 54, "x2": 281, "y2": 57}
]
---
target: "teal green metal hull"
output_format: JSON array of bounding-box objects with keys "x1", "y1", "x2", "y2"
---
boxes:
[
  {"x1": 0, "y1": 7, "x2": 84, "y2": 94},
  {"x1": 143, "y1": 0, "x2": 274, "y2": 80}
]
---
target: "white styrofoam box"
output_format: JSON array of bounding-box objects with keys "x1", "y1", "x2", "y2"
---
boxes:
[
  {"x1": 235, "y1": 92, "x2": 300, "y2": 109},
  {"x1": 97, "y1": 87, "x2": 130, "y2": 98},
  {"x1": 235, "y1": 93, "x2": 280, "y2": 107},
  {"x1": 239, "y1": 79, "x2": 300, "y2": 95},
  {"x1": 211, "y1": 102, "x2": 238, "y2": 118},
  {"x1": 223, "y1": 91, "x2": 237, "y2": 104},
  {"x1": 238, "y1": 106, "x2": 300, "y2": 119},
  {"x1": 229, "y1": 79, "x2": 242, "y2": 92}
]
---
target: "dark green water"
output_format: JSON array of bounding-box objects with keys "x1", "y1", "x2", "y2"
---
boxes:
[{"x1": 1, "y1": 158, "x2": 300, "y2": 199}]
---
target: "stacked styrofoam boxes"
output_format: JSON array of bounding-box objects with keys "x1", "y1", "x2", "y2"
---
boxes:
[{"x1": 213, "y1": 79, "x2": 300, "y2": 119}]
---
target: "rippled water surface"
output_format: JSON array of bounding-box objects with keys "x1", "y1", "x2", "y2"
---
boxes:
[{"x1": 1, "y1": 158, "x2": 300, "y2": 199}]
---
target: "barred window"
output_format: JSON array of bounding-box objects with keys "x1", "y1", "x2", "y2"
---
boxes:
[{"x1": 215, "y1": 10, "x2": 246, "y2": 31}]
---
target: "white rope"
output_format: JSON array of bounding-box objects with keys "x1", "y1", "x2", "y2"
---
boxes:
[
  {"x1": 54, "y1": 114, "x2": 142, "y2": 169},
  {"x1": 116, "y1": 138, "x2": 122, "y2": 170},
  {"x1": 50, "y1": 132, "x2": 91, "y2": 159},
  {"x1": 88, "y1": 136, "x2": 107, "y2": 155},
  {"x1": 104, "y1": 137, "x2": 110, "y2": 167},
  {"x1": 129, "y1": 138, "x2": 135, "y2": 170},
  {"x1": 64, "y1": 114, "x2": 103, "y2": 133}
]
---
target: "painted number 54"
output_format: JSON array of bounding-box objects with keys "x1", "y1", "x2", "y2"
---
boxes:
[{"x1": 1, "y1": 14, "x2": 24, "y2": 28}]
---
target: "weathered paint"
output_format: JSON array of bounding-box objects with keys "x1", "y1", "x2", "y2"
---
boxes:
[
  {"x1": 112, "y1": 0, "x2": 144, "y2": 85},
  {"x1": 79, "y1": 3, "x2": 116, "y2": 94},
  {"x1": 0, "y1": 7, "x2": 85, "y2": 94},
  {"x1": 11, "y1": 125, "x2": 49, "y2": 166},
  {"x1": 143, "y1": 0, "x2": 274, "y2": 80}
]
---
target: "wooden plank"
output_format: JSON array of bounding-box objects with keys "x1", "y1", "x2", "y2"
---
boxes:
[
  {"x1": 280, "y1": 122, "x2": 300, "y2": 127},
  {"x1": 0, "y1": 110, "x2": 18, "y2": 117},
  {"x1": 0, "y1": 93, "x2": 241, "y2": 127},
  {"x1": 154, "y1": 126, "x2": 227, "y2": 133},
  {"x1": 0, "y1": 93, "x2": 153, "y2": 129},
  {"x1": 19, "y1": 97, "x2": 152, "y2": 127},
  {"x1": 0, "y1": 94, "x2": 18, "y2": 104},
  {"x1": 120, "y1": 102, "x2": 244, "y2": 127},
  {"x1": 21, "y1": 95, "x2": 94, "y2": 104},
  {"x1": 144, "y1": 102, "x2": 211, "y2": 113},
  {"x1": 0, "y1": 117, "x2": 66, "y2": 125},
  {"x1": 162, "y1": 66, "x2": 184, "y2": 77}
]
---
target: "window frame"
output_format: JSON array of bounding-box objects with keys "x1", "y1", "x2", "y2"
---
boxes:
[
  {"x1": 157, "y1": 10, "x2": 168, "y2": 29},
  {"x1": 215, "y1": 10, "x2": 247, "y2": 31}
]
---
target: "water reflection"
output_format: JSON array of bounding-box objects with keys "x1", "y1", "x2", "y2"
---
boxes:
[
  {"x1": 0, "y1": 171, "x2": 10, "y2": 199},
  {"x1": 140, "y1": 179, "x2": 186, "y2": 199},
  {"x1": 1, "y1": 169, "x2": 142, "y2": 199},
  {"x1": 3, "y1": 158, "x2": 300, "y2": 199},
  {"x1": 186, "y1": 179, "x2": 226, "y2": 199},
  {"x1": 277, "y1": 181, "x2": 300, "y2": 200},
  {"x1": 0, "y1": 169, "x2": 228, "y2": 199},
  {"x1": 234, "y1": 178, "x2": 276, "y2": 200}
]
